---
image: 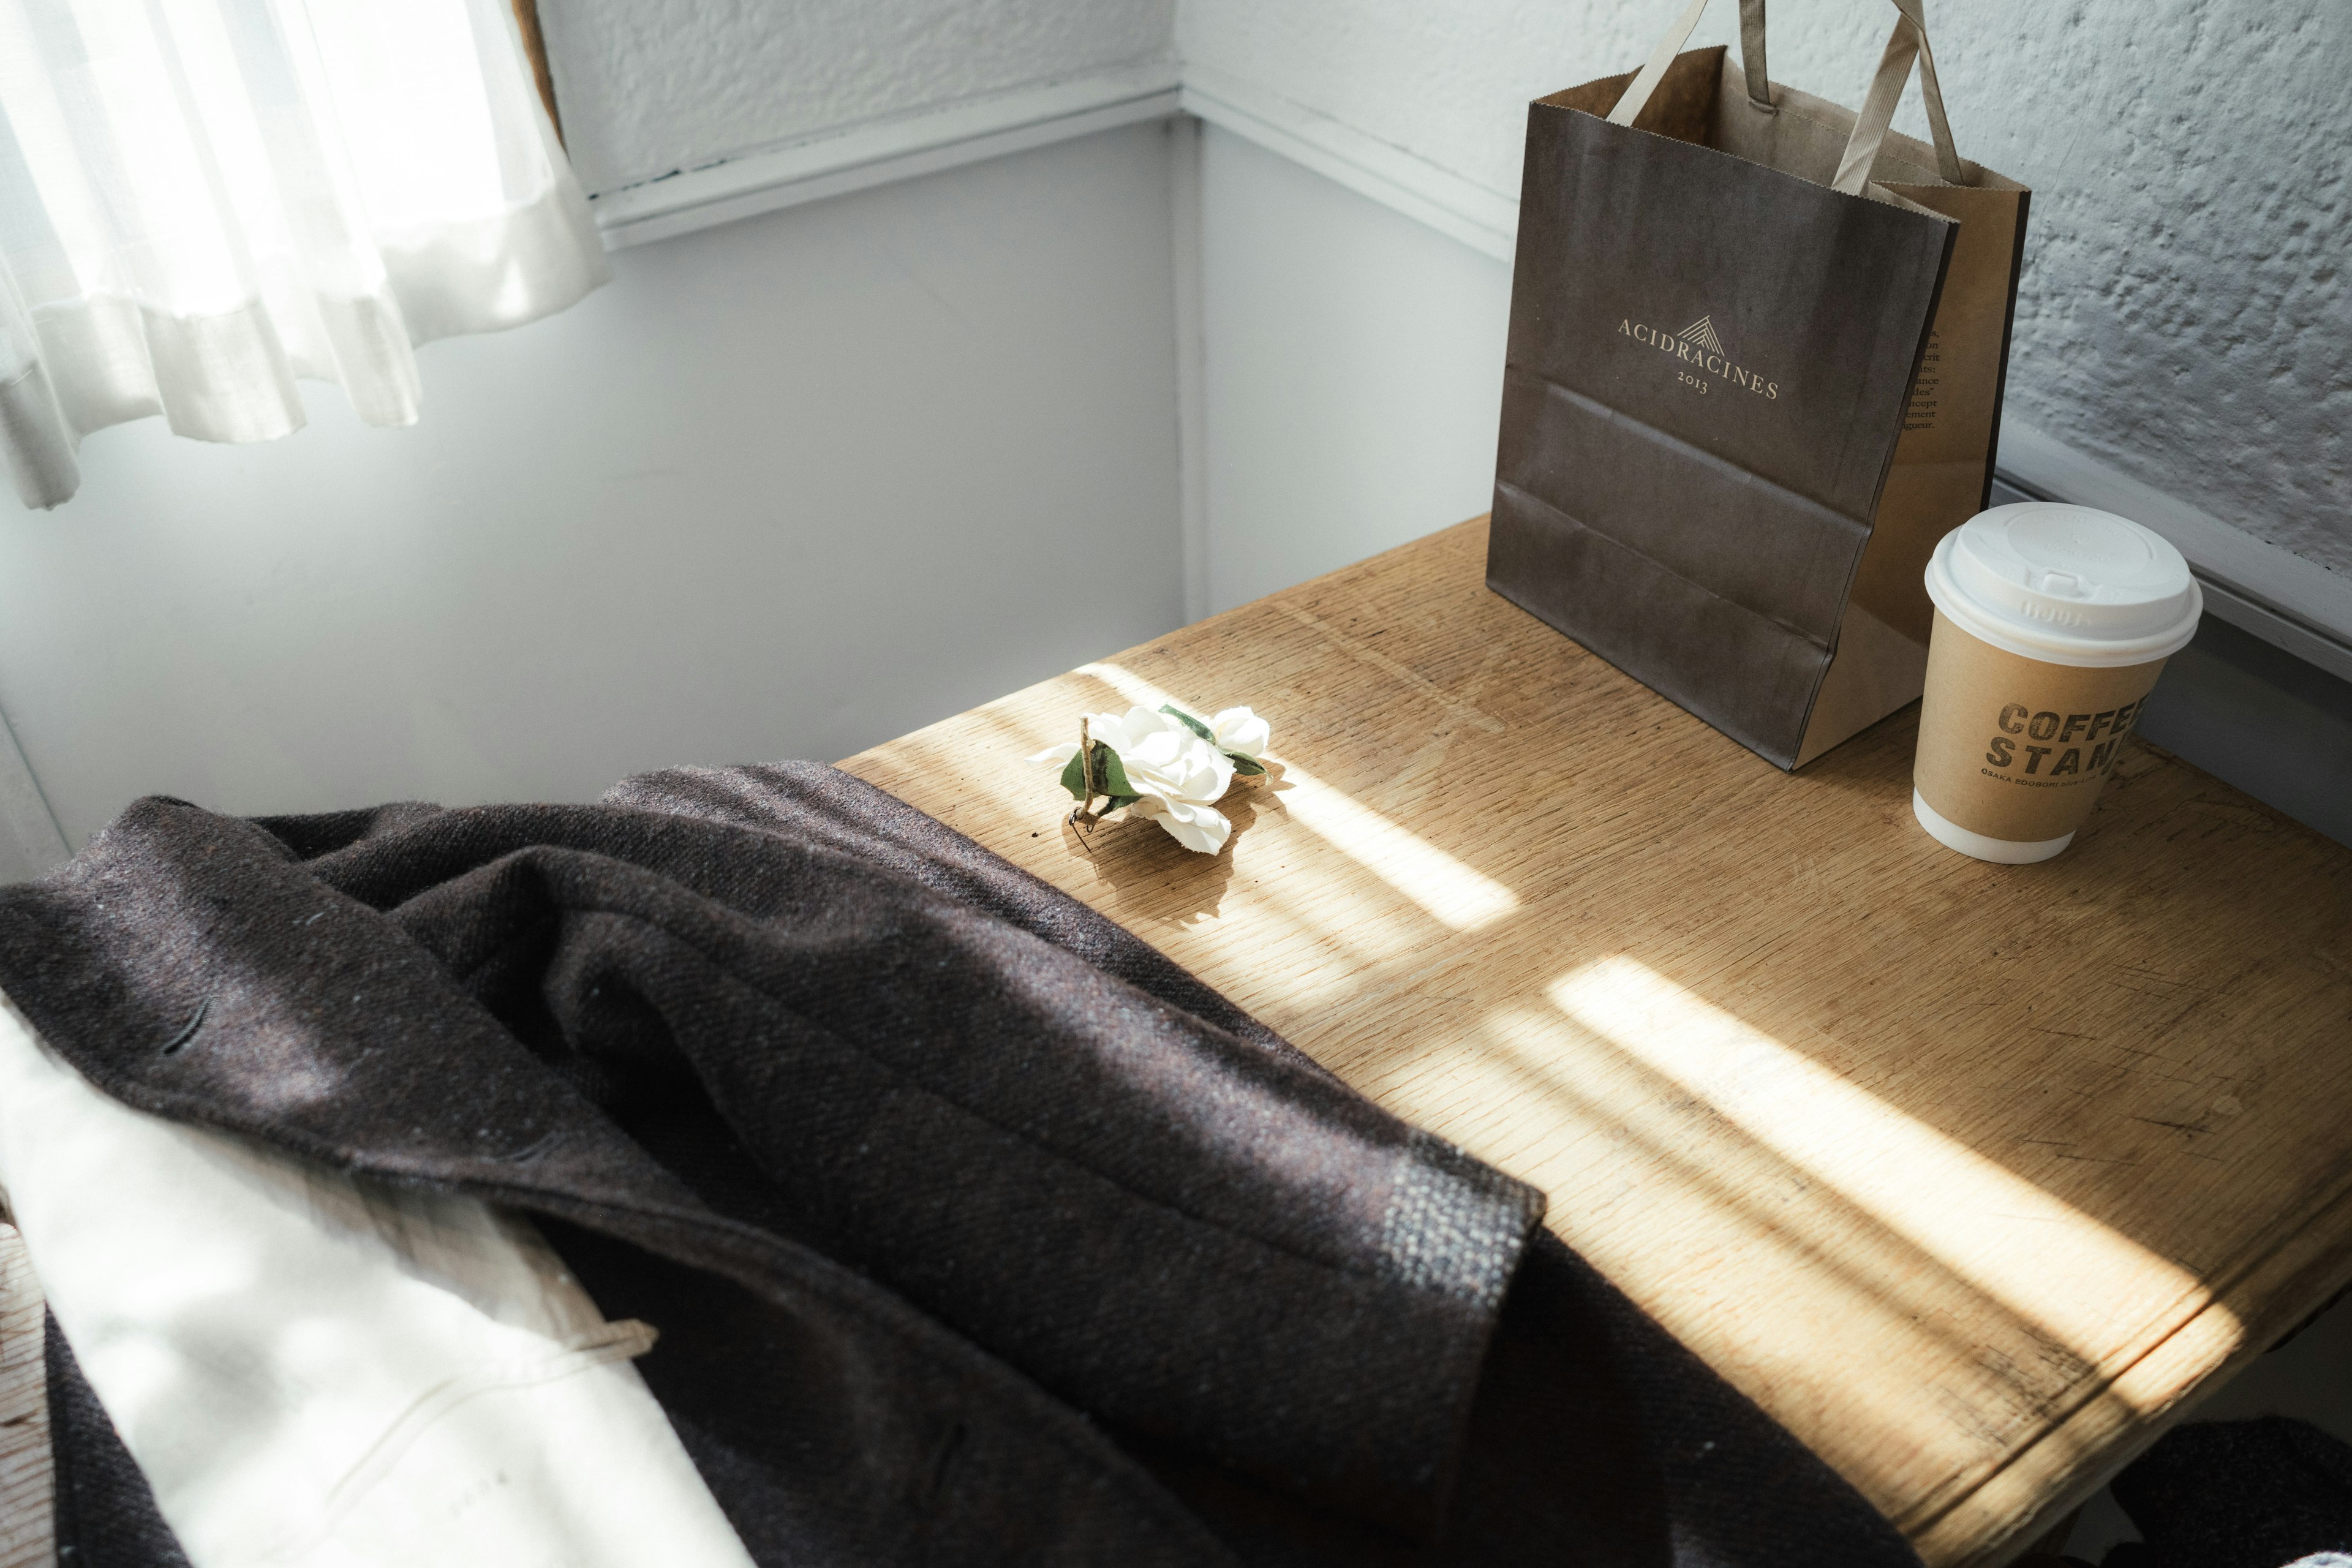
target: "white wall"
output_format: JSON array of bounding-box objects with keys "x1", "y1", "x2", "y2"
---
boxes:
[
  {"x1": 1180, "y1": 0, "x2": 2352, "y2": 578},
  {"x1": 541, "y1": 0, "x2": 1174, "y2": 196},
  {"x1": 0, "y1": 124, "x2": 1183, "y2": 848},
  {"x1": 1197, "y1": 126, "x2": 1511, "y2": 613}
]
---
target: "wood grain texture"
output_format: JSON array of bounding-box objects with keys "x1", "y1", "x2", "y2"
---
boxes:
[
  {"x1": 843, "y1": 516, "x2": 2352, "y2": 1566},
  {"x1": 0, "y1": 1225, "x2": 48, "y2": 1568}
]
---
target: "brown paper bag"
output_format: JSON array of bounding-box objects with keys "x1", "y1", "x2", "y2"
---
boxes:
[{"x1": 1487, "y1": 0, "x2": 2030, "y2": 769}]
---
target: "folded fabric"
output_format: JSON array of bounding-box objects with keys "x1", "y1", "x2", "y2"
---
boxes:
[
  {"x1": 0, "y1": 762, "x2": 1924, "y2": 1565},
  {"x1": 2103, "y1": 1417, "x2": 2352, "y2": 1568},
  {"x1": 0, "y1": 993, "x2": 756, "y2": 1568}
]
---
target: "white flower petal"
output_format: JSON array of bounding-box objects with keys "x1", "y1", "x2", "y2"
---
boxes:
[
  {"x1": 1115, "y1": 707, "x2": 1169, "y2": 741},
  {"x1": 1156, "y1": 744, "x2": 1227, "y2": 803},
  {"x1": 1079, "y1": 711, "x2": 1137, "y2": 750},
  {"x1": 1130, "y1": 731, "x2": 1184, "y2": 770},
  {"x1": 1152, "y1": 799, "x2": 1231, "y2": 854},
  {"x1": 1185, "y1": 751, "x2": 1235, "y2": 801},
  {"x1": 1028, "y1": 742, "x2": 1080, "y2": 766},
  {"x1": 1210, "y1": 707, "x2": 1271, "y2": 759}
]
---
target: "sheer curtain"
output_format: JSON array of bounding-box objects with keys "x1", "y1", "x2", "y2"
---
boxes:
[{"x1": 0, "y1": 0, "x2": 609, "y2": 509}]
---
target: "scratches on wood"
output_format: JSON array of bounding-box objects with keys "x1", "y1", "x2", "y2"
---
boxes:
[{"x1": 1270, "y1": 600, "x2": 1509, "y2": 734}]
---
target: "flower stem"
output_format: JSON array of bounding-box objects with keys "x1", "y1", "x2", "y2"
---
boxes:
[{"x1": 1074, "y1": 717, "x2": 1098, "y2": 825}]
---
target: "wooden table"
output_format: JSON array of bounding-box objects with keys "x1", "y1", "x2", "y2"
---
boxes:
[
  {"x1": 0, "y1": 1224, "x2": 45, "y2": 1568},
  {"x1": 4, "y1": 517, "x2": 2348, "y2": 1565},
  {"x1": 844, "y1": 517, "x2": 2352, "y2": 1565}
]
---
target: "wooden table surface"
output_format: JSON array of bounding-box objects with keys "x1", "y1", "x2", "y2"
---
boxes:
[
  {"x1": 843, "y1": 516, "x2": 2352, "y2": 1566},
  {"x1": 4, "y1": 517, "x2": 2346, "y2": 1566},
  {"x1": 0, "y1": 1225, "x2": 45, "y2": 1568}
]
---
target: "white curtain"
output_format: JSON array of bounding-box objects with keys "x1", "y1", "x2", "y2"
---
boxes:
[{"x1": 0, "y1": 0, "x2": 609, "y2": 509}]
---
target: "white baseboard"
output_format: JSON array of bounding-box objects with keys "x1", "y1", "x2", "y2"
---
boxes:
[
  {"x1": 1996, "y1": 419, "x2": 2352, "y2": 684},
  {"x1": 1178, "y1": 66, "x2": 1520, "y2": 265},
  {"x1": 592, "y1": 65, "x2": 1183, "y2": 249}
]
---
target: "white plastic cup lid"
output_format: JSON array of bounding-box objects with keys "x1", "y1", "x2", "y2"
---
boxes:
[{"x1": 1924, "y1": 502, "x2": 2203, "y2": 667}]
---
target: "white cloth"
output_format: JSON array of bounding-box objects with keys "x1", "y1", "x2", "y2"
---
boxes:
[
  {"x1": 0, "y1": 0, "x2": 609, "y2": 508},
  {"x1": 0, "y1": 992, "x2": 756, "y2": 1568}
]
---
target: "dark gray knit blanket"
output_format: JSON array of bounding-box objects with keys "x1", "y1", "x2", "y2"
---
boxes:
[{"x1": 0, "y1": 762, "x2": 1918, "y2": 1566}]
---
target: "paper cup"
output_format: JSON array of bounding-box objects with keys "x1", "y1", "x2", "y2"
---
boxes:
[{"x1": 1913, "y1": 504, "x2": 2201, "y2": 864}]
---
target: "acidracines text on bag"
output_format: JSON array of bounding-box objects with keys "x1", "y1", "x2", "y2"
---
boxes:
[{"x1": 1618, "y1": 318, "x2": 1779, "y2": 400}]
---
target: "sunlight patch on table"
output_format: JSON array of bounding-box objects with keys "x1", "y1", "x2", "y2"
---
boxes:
[
  {"x1": 1547, "y1": 956, "x2": 2230, "y2": 1360},
  {"x1": 1349, "y1": 982, "x2": 2237, "y2": 1521},
  {"x1": 1357, "y1": 996, "x2": 2007, "y2": 1509},
  {"x1": 1076, "y1": 663, "x2": 1518, "y2": 932}
]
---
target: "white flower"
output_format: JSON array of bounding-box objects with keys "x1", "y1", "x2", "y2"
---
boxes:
[
  {"x1": 1210, "y1": 706, "x2": 1270, "y2": 760},
  {"x1": 1028, "y1": 706, "x2": 1237, "y2": 854}
]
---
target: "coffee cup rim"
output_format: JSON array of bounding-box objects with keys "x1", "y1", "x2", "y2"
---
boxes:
[{"x1": 1926, "y1": 507, "x2": 2203, "y2": 668}]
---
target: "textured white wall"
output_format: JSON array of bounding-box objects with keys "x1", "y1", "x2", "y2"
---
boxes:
[
  {"x1": 1199, "y1": 126, "x2": 1511, "y2": 612},
  {"x1": 1180, "y1": 0, "x2": 2352, "y2": 575},
  {"x1": 540, "y1": 0, "x2": 1175, "y2": 195},
  {"x1": 0, "y1": 126, "x2": 1183, "y2": 846}
]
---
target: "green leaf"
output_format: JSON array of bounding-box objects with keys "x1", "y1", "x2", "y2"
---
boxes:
[
  {"x1": 1159, "y1": 704, "x2": 1214, "y2": 743},
  {"x1": 1227, "y1": 753, "x2": 1265, "y2": 776},
  {"x1": 1058, "y1": 748, "x2": 1090, "y2": 801},
  {"x1": 1092, "y1": 742, "x2": 1137, "y2": 799},
  {"x1": 1104, "y1": 793, "x2": 1142, "y2": 812}
]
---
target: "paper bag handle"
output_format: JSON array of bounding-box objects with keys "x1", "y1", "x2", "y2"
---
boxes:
[
  {"x1": 1605, "y1": 0, "x2": 1969, "y2": 192},
  {"x1": 1831, "y1": 0, "x2": 1967, "y2": 192},
  {"x1": 1605, "y1": 0, "x2": 1771, "y2": 127}
]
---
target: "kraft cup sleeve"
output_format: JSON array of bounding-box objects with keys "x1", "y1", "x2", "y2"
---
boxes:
[{"x1": 1913, "y1": 609, "x2": 2168, "y2": 845}]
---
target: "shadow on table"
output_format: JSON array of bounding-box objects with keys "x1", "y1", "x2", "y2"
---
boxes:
[{"x1": 1058, "y1": 771, "x2": 1286, "y2": 927}]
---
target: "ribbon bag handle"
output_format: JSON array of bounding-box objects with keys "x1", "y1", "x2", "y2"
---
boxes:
[
  {"x1": 1605, "y1": 0, "x2": 1771, "y2": 127},
  {"x1": 1830, "y1": 0, "x2": 1967, "y2": 193},
  {"x1": 1605, "y1": 0, "x2": 1970, "y2": 192}
]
